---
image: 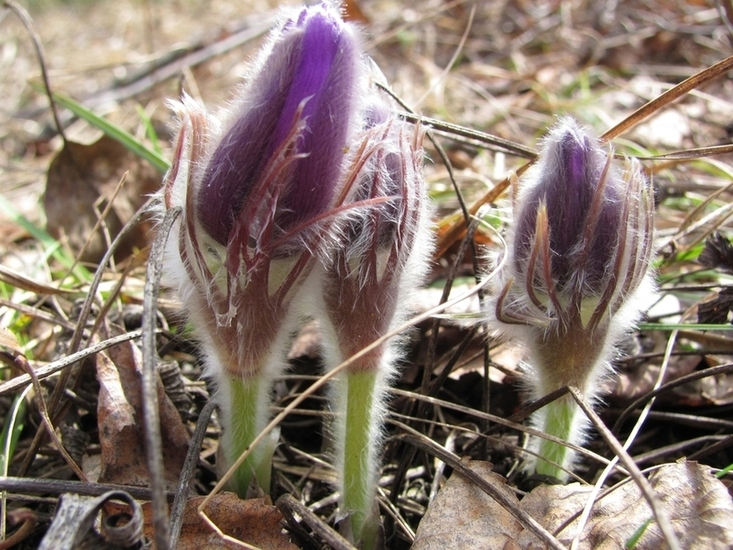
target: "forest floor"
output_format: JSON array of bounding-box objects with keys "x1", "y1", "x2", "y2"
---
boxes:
[{"x1": 2, "y1": 0, "x2": 733, "y2": 548}]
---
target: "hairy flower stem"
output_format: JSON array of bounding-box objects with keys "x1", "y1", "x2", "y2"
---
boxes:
[
  {"x1": 224, "y1": 375, "x2": 278, "y2": 495},
  {"x1": 535, "y1": 397, "x2": 576, "y2": 479},
  {"x1": 341, "y1": 369, "x2": 379, "y2": 548}
]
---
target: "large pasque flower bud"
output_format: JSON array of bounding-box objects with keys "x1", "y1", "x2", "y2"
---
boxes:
[
  {"x1": 489, "y1": 118, "x2": 655, "y2": 479},
  {"x1": 161, "y1": 3, "x2": 363, "y2": 496}
]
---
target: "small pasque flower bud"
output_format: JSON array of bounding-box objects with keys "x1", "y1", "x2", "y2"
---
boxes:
[
  {"x1": 311, "y1": 97, "x2": 432, "y2": 548},
  {"x1": 489, "y1": 118, "x2": 655, "y2": 480},
  {"x1": 161, "y1": 3, "x2": 362, "y2": 496}
]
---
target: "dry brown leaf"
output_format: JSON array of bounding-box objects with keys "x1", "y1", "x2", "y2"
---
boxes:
[
  {"x1": 412, "y1": 460, "x2": 522, "y2": 549},
  {"x1": 96, "y1": 331, "x2": 189, "y2": 489},
  {"x1": 178, "y1": 494, "x2": 297, "y2": 549},
  {"x1": 515, "y1": 461, "x2": 733, "y2": 549},
  {"x1": 44, "y1": 136, "x2": 158, "y2": 264},
  {"x1": 104, "y1": 493, "x2": 297, "y2": 549}
]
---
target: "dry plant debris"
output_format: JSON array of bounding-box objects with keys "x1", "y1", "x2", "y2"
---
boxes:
[
  {"x1": 2, "y1": 0, "x2": 733, "y2": 548},
  {"x1": 515, "y1": 461, "x2": 733, "y2": 549},
  {"x1": 415, "y1": 460, "x2": 733, "y2": 549},
  {"x1": 412, "y1": 460, "x2": 522, "y2": 549},
  {"x1": 95, "y1": 329, "x2": 189, "y2": 490},
  {"x1": 44, "y1": 136, "x2": 159, "y2": 264}
]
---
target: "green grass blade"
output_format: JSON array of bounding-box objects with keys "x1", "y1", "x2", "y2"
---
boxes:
[
  {"x1": 638, "y1": 323, "x2": 733, "y2": 331},
  {"x1": 50, "y1": 91, "x2": 170, "y2": 173},
  {"x1": 0, "y1": 194, "x2": 88, "y2": 281},
  {"x1": 715, "y1": 463, "x2": 733, "y2": 478},
  {"x1": 625, "y1": 518, "x2": 652, "y2": 549},
  {"x1": 0, "y1": 386, "x2": 31, "y2": 476}
]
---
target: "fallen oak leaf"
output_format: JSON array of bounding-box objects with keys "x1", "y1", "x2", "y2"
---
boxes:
[
  {"x1": 412, "y1": 460, "x2": 522, "y2": 549},
  {"x1": 515, "y1": 461, "x2": 733, "y2": 549},
  {"x1": 182, "y1": 494, "x2": 297, "y2": 550}
]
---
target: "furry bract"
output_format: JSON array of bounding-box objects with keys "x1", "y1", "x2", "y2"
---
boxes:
[
  {"x1": 160, "y1": 2, "x2": 363, "y2": 496},
  {"x1": 488, "y1": 118, "x2": 655, "y2": 480}
]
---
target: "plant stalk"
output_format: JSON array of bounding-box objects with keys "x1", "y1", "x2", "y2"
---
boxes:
[
  {"x1": 225, "y1": 375, "x2": 277, "y2": 496},
  {"x1": 342, "y1": 369, "x2": 379, "y2": 549},
  {"x1": 535, "y1": 396, "x2": 576, "y2": 480}
]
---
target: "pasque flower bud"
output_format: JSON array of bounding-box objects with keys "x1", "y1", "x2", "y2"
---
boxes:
[
  {"x1": 311, "y1": 98, "x2": 432, "y2": 548},
  {"x1": 162, "y1": 3, "x2": 362, "y2": 496},
  {"x1": 489, "y1": 118, "x2": 655, "y2": 479}
]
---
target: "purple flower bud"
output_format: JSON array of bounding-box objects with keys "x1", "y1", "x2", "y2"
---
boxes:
[
  {"x1": 320, "y1": 106, "x2": 431, "y2": 361},
  {"x1": 161, "y1": 4, "x2": 367, "y2": 495},
  {"x1": 514, "y1": 126, "x2": 621, "y2": 291},
  {"x1": 196, "y1": 3, "x2": 361, "y2": 246},
  {"x1": 311, "y1": 101, "x2": 433, "y2": 546},
  {"x1": 497, "y1": 118, "x2": 654, "y2": 335},
  {"x1": 488, "y1": 118, "x2": 655, "y2": 479},
  {"x1": 164, "y1": 4, "x2": 364, "y2": 372}
]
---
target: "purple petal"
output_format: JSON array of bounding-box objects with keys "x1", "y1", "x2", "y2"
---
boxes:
[
  {"x1": 196, "y1": 4, "x2": 360, "y2": 245},
  {"x1": 275, "y1": 7, "x2": 360, "y2": 232},
  {"x1": 515, "y1": 120, "x2": 622, "y2": 289}
]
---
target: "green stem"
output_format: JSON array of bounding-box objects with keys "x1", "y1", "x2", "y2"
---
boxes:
[
  {"x1": 343, "y1": 370, "x2": 379, "y2": 549},
  {"x1": 225, "y1": 375, "x2": 276, "y2": 496},
  {"x1": 535, "y1": 397, "x2": 576, "y2": 480}
]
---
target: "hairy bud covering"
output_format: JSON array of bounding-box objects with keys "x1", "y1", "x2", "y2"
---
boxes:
[{"x1": 488, "y1": 118, "x2": 655, "y2": 478}]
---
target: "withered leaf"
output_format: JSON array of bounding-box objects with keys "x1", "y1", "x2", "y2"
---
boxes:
[
  {"x1": 96, "y1": 331, "x2": 189, "y2": 490},
  {"x1": 515, "y1": 461, "x2": 733, "y2": 549},
  {"x1": 413, "y1": 460, "x2": 522, "y2": 549},
  {"x1": 44, "y1": 136, "x2": 158, "y2": 264},
  {"x1": 40, "y1": 491, "x2": 143, "y2": 550},
  {"x1": 180, "y1": 494, "x2": 297, "y2": 550},
  {"x1": 697, "y1": 288, "x2": 733, "y2": 324},
  {"x1": 698, "y1": 232, "x2": 733, "y2": 273},
  {"x1": 118, "y1": 494, "x2": 297, "y2": 550}
]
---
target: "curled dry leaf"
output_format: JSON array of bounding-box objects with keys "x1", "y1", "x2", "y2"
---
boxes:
[
  {"x1": 39, "y1": 490, "x2": 143, "y2": 550},
  {"x1": 44, "y1": 136, "x2": 158, "y2": 264},
  {"x1": 514, "y1": 461, "x2": 733, "y2": 549},
  {"x1": 96, "y1": 331, "x2": 189, "y2": 490},
  {"x1": 412, "y1": 460, "x2": 522, "y2": 549}
]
